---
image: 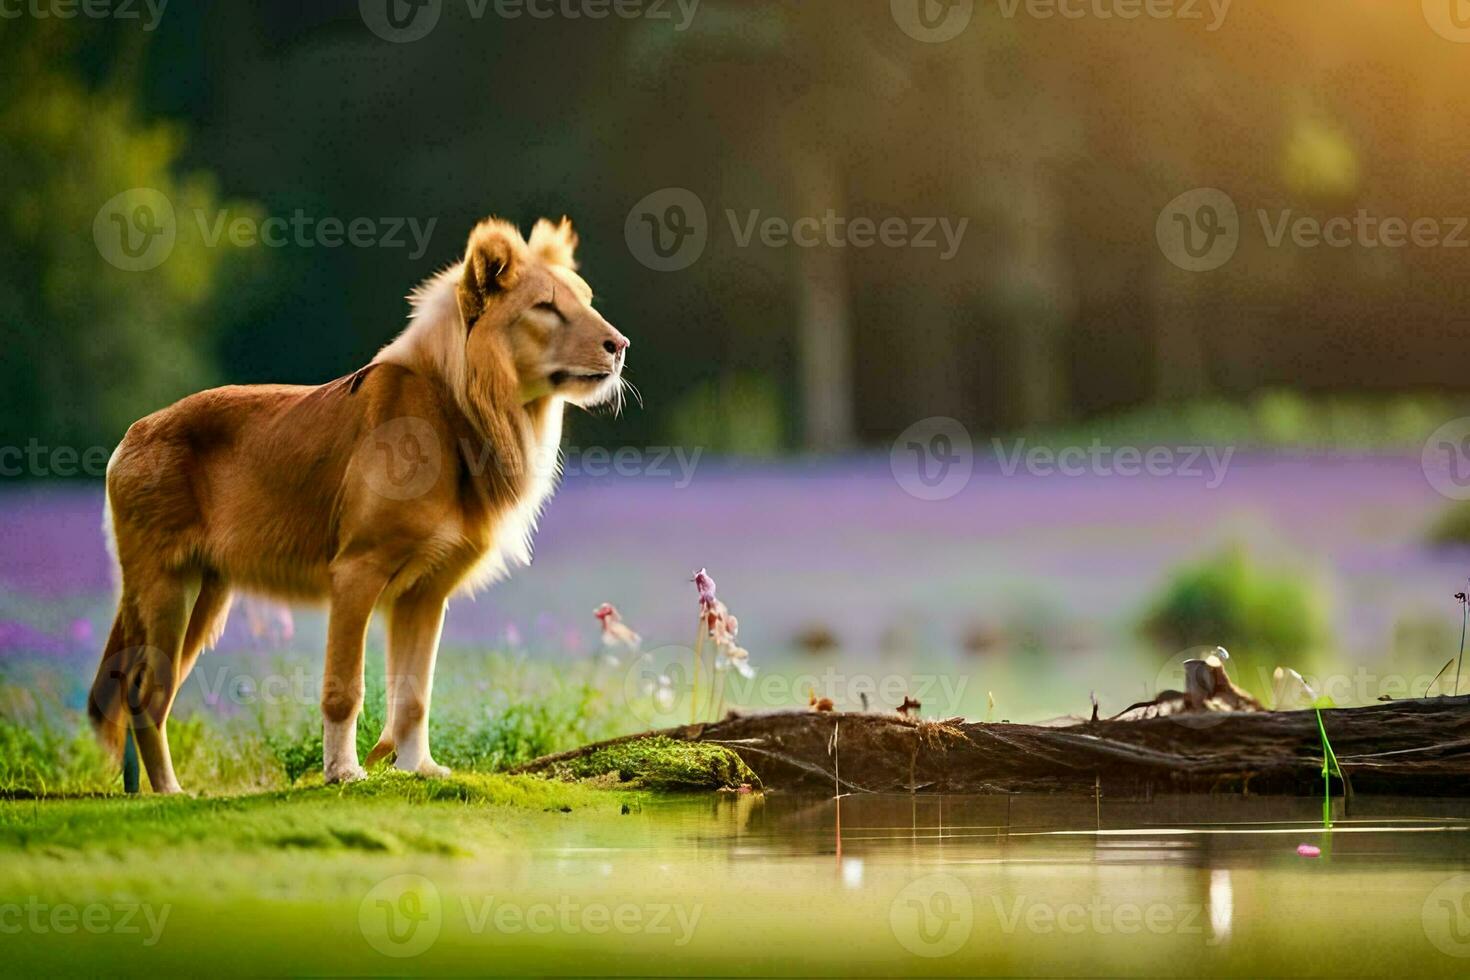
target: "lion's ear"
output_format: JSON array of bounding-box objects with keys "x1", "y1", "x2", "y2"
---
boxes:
[
  {"x1": 457, "y1": 219, "x2": 526, "y2": 328},
  {"x1": 528, "y1": 216, "x2": 579, "y2": 270}
]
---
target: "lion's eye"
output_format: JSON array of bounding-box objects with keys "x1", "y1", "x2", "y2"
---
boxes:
[{"x1": 534, "y1": 301, "x2": 565, "y2": 321}]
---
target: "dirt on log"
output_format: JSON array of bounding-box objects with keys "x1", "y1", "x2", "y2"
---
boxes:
[{"x1": 518, "y1": 696, "x2": 1470, "y2": 796}]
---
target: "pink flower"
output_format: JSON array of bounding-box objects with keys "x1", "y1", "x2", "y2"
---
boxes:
[
  {"x1": 693, "y1": 568, "x2": 717, "y2": 609},
  {"x1": 1296, "y1": 844, "x2": 1321, "y2": 858},
  {"x1": 594, "y1": 602, "x2": 641, "y2": 662}
]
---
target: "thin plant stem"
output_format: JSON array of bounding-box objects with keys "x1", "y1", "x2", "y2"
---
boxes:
[
  {"x1": 1457, "y1": 601, "x2": 1466, "y2": 697},
  {"x1": 710, "y1": 669, "x2": 727, "y2": 723},
  {"x1": 691, "y1": 614, "x2": 705, "y2": 724},
  {"x1": 830, "y1": 721, "x2": 841, "y2": 858},
  {"x1": 1427, "y1": 657, "x2": 1455, "y2": 698},
  {"x1": 1314, "y1": 707, "x2": 1342, "y2": 830}
]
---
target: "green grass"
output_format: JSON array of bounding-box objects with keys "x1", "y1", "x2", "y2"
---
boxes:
[
  {"x1": 0, "y1": 648, "x2": 639, "y2": 797},
  {"x1": 0, "y1": 769, "x2": 637, "y2": 854}
]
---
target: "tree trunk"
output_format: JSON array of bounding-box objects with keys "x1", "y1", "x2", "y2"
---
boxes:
[
  {"x1": 790, "y1": 150, "x2": 856, "y2": 452},
  {"x1": 518, "y1": 697, "x2": 1470, "y2": 797}
]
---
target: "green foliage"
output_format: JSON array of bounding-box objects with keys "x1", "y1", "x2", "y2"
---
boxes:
[
  {"x1": 539, "y1": 736, "x2": 757, "y2": 790},
  {"x1": 1426, "y1": 501, "x2": 1470, "y2": 547},
  {"x1": 0, "y1": 23, "x2": 265, "y2": 458},
  {"x1": 1025, "y1": 389, "x2": 1459, "y2": 454},
  {"x1": 1140, "y1": 546, "x2": 1331, "y2": 660},
  {"x1": 666, "y1": 374, "x2": 787, "y2": 455}
]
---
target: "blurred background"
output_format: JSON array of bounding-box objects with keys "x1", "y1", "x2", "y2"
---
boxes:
[{"x1": 6, "y1": 2, "x2": 1470, "y2": 785}]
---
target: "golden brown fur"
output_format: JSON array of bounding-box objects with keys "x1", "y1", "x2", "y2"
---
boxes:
[{"x1": 88, "y1": 216, "x2": 630, "y2": 792}]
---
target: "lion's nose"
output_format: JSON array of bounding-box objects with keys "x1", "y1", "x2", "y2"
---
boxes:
[{"x1": 603, "y1": 333, "x2": 630, "y2": 356}]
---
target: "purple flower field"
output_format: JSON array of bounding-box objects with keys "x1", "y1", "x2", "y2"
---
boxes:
[{"x1": 1, "y1": 454, "x2": 1465, "y2": 721}]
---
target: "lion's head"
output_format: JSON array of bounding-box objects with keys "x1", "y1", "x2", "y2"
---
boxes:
[{"x1": 455, "y1": 217, "x2": 630, "y2": 410}]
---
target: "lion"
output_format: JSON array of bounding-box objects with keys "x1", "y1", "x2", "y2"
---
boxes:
[{"x1": 87, "y1": 216, "x2": 630, "y2": 793}]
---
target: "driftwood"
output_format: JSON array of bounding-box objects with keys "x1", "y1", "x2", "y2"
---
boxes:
[{"x1": 518, "y1": 696, "x2": 1470, "y2": 796}]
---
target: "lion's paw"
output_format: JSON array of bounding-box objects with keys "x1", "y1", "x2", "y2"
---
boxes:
[{"x1": 324, "y1": 763, "x2": 369, "y2": 785}]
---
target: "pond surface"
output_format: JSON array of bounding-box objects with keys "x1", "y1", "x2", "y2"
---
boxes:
[
  {"x1": 5, "y1": 791, "x2": 1469, "y2": 976},
  {"x1": 363, "y1": 792, "x2": 1470, "y2": 976}
]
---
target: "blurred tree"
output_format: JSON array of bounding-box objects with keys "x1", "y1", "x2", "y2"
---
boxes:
[{"x1": 0, "y1": 21, "x2": 264, "y2": 460}]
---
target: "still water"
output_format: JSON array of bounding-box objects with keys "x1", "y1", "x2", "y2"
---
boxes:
[
  {"x1": 5, "y1": 791, "x2": 1469, "y2": 976},
  {"x1": 383, "y1": 792, "x2": 1470, "y2": 976}
]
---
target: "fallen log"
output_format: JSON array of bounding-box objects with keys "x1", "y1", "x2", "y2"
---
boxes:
[{"x1": 516, "y1": 695, "x2": 1470, "y2": 796}]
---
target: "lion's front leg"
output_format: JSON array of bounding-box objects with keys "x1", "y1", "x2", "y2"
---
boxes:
[
  {"x1": 384, "y1": 588, "x2": 451, "y2": 777},
  {"x1": 321, "y1": 557, "x2": 391, "y2": 784}
]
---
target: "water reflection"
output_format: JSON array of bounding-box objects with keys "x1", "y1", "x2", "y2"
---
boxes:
[{"x1": 1209, "y1": 869, "x2": 1233, "y2": 945}]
